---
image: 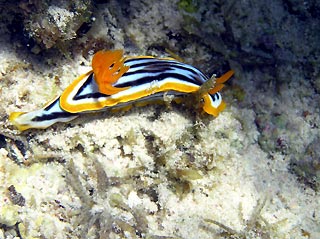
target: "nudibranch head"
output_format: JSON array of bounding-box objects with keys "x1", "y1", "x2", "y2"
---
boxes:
[{"x1": 194, "y1": 70, "x2": 234, "y2": 117}]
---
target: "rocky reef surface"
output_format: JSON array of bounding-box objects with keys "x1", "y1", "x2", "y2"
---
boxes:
[{"x1": 0, "y1": 0, "x2": 319, "y2": 238}]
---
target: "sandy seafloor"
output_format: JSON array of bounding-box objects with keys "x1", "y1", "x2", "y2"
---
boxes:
[{"x1": 0, "y1": 1, "x2": 319, "y2": 239}]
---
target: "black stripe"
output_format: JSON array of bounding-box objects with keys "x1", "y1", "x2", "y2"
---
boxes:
[
  {"x1": 124, "y1": 66, "x2": 173, "y2": 76},
  {"x1": 32, "y1": 112, "x2": 77, "y2": 122},
  {"x1": 125, "y1": 59, "x2": 174, "y2": 69},
  {"x1": 72, "y1": 73, "x2": 111, "y2": 100},
  {"x1": 208, "y1": 93, "x2": 220, "y2": 102},
  {"x1": 74, "y1": 92, "x2": 108, "y2": 100},
  {"x1": 76, "y1": 73, "x2": 95, "y2": 95},
  {"x1": 124, "y1": 57, "x2": 158, "y2": 64}
]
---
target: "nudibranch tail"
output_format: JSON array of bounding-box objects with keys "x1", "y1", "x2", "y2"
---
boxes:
[
  {"x1": 92, "y1": 50, "x2": 130, "y2": 95},
  {"x1": 9, "y1": 97, "x2": 78, "y2": 131},
  {"x1": 9, "y1": 112, "x2": 29, "y2": 131}
]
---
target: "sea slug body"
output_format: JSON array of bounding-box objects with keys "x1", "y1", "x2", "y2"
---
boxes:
[{"x1": 9, "y1": 50, "x2": 234, "y2": 131}]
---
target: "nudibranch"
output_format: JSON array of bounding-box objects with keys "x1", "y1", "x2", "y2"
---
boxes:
[{"x1": 9, "y1": 50, "x2": 234, "y2": 131}]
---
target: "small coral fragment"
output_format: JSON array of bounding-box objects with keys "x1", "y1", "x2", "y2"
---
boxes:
[{"x1": 8, "y1": 185, "x2": 26, "y2": 207}]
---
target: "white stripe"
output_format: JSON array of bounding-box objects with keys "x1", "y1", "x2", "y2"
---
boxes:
[{"x1": 110, "y1": 78, "x2": 199, "y2": 99}]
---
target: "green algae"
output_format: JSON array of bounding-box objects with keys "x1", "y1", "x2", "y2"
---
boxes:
[
  {"x1": 290, "y1": 137, "x2": 320, "y2": 191},
  {"x1": 232, "y1": 85, "x2": 246, "y2": 102},
  {"x1": 204, "y1": 197, "x2": 284, "y2": 239},
  {"x1": 177, "y1": 0, "x2": 199, "y2": 13}
]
